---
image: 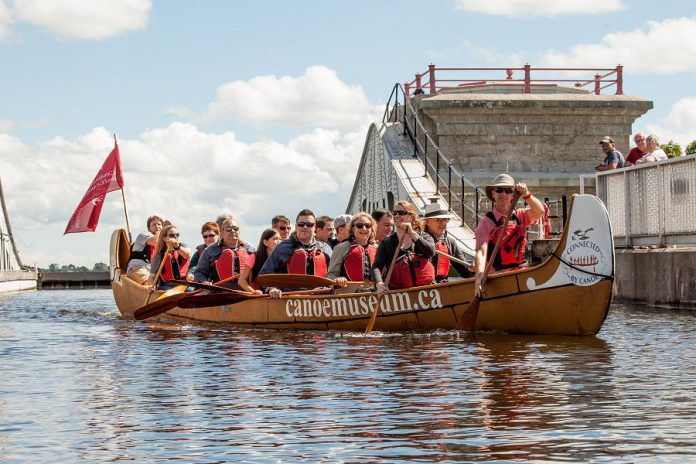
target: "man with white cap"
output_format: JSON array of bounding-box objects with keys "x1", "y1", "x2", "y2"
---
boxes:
[
  {"x1": 474, "y1": 174, "x2": 544, "y2": 296},
  {"x1": 422, "y1": 202, "x2": 474, "y2": 281}
]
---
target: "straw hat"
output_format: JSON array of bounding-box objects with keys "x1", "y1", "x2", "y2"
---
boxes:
[
  {"x1": 485, "y1": 173, "x2": 515, "y2": 201},
  {"x1": 423, "y1": 202, "x2": 455, "y2": 219}
]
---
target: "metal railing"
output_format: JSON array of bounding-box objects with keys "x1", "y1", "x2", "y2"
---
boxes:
[
  {"x1": 595, "y1": 155, "x2": 696, "y2": 246},
  {"x1": 382, "y1": 84, "x2": 484, "y2": 228},
  {"x1": 404, "y1": 64, "x2": 624, "y2": 97}
]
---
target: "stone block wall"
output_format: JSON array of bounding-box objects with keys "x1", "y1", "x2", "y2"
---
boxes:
[{"x1": 413, "y1": 91, "x2": 652, "y2": 200}]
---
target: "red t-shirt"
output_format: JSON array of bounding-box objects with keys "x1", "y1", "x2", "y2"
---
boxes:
[{"x1": 626, "y1": 147, "x2": 645, "y2": 164}]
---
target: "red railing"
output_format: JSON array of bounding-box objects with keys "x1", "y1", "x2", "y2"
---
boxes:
[{"x1": 405, "y1": 64, "x2": 623, "y2": 97}]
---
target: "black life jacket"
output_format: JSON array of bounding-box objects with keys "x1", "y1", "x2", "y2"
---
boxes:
[{"x1": 485, "y1": 211, "x2": 527, "y2": 270}]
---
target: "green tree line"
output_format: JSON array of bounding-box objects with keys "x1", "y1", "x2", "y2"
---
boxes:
[{"x1": 39, "y1": 262, "x2": 109, "y2": 272}]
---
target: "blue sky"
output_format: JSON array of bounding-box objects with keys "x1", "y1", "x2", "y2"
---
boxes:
[{"x1": 1, "y1": 0, "x2": 695, "y2": 266}]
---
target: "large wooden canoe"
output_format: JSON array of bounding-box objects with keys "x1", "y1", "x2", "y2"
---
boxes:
[{"x1": 110, "y1": 194, "x2": 614, "y2": 335}]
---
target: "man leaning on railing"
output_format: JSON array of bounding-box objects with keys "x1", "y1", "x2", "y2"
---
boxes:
[{"x1": 595, "y1": 136, "x2": 624, "y2": 171}]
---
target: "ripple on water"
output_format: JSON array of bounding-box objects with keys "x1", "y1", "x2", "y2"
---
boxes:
[{"x1": 1, "y1": 290, "x2": 696, "y2": 462}]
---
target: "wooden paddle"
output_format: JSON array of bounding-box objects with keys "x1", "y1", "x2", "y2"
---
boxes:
[
  {"x1": 168, "y1": 276, "x2": 238, "y2": 293},
  {"x1": 434, "y1": 249, "x2": 471, "y2": 267},
  {"x1": 133, "y1": 275, "x2": 238, "y2": 321},
  {"x1": 365, "y1": 229, "x2": 407, "y2": 334},
  {"x1": 457, "y1": 191, "x2": 521, "y2": 331},
  {"x1": 134, "y1": 287, "x2": 200, "y2": 320},
  {"x1": 144, "y1": 242, "x2": 173, "y2": 304},
  {"x1": 256, "y1": 273, "x2": 366, "y2": 289},
  {"x1": 176, "y1": 287, "x2": 333, "y2": 309}
]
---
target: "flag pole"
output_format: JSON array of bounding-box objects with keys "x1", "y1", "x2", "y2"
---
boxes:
[{"x1": 115, "y1": 133, "x2": 132, "y2": 242}]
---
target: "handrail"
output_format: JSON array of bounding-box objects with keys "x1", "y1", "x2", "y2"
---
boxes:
[
  {"x1": 382, "y1": 84, "x2": 484, "y2": 228},
  {"x1": 404, "y1": 64, "x2": 623, "y2": 97}
]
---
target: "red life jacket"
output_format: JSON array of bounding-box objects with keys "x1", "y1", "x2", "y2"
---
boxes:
[
  {"x1": 286, "y1": 239, "x2": 328, "y2": 277},
  {"x1": 159, "y1": 250, "x2": 190, "y2": 284},
  {"x1": 212, "y1": 243, "x2": 249, "y2": 281},
  {"x1": 486, "y1": 211, "x2": 527, "y2": 270},
  {"x1": 342, "y1": 241, "x2": 377, "y2": 281},
  {"x1": 389, "y1": 250, "x2": 435, "y2": 290},
  {"x1": 434, "y1": 239, "x2": 451, "y2": 281}
]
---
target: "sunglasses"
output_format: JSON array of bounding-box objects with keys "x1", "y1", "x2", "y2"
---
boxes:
[
  {"x1": 278, "y1": 226, "x2": 291, "y2": 231},
  {"x1": 494, "y1": 188, "x2": 513, "y2": 194},
  {"x1": 296, "y1": 222, "x2": 315, "y2": 228},
  {"x1": 166, "y1": 233, "x2": 180, "y2": 238},
  {"x1": 223, "y1": 226, "x2": 239, "y2": 232},
  {"x1": 392, "y1": 210, "x2": 410, "y2": 216},
  {"x1": 202, "y1": 233, "x2": 217, "y2": 239},
  {"x1": 354, "y1": 223, "x2": 372, "y2": 229}
]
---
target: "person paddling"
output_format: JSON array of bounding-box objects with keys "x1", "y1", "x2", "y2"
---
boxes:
[
  {"x1": 372, "y1": 200, "x2": 435, "y2": 293},
  {"x1": 474, "y1": 174, "x2": 544, "y2": 297},
  {"x1": 148, "y1": 224, "x2": 191, "y2": 290},
  {"x1": 259, "y1": 209, "x2": 333, "y2": 298},
  {"x1": 422, "y1": 202, "x2": 474, "y2": 282},
  {"x1": 327, "y1": 212, "x2": 378, "y2": 287},
  {"x1": 194, "y1": 215, "x2": 255, "y2": 286}
]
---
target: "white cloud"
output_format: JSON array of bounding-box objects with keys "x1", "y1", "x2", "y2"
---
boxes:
[
  {"x1": 192, "y1": 65, "x2": 378, "y2": 127},
  {"x1": 643, "y1": 97, "x2": 696, "y2": 148},
  {"x1": 455, "y1": 0, "x2": 624, "y2": 17},
  {"x1": 0, "y1": 1, "x2": 11, "y2": 38},
  {"x1": 11, "y1": 0, "x2": 151, "y2": 40},
  {"x1": 0, "y1": 123, "x2": 367, "y2": 267},
  {"x1": 545, "y1": 18, "x2": 696, "y2": 74}
]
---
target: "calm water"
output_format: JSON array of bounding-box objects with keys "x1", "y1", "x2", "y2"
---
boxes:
[{"x1": 1, "y1": 290, "x2": 695, "y2": 462}]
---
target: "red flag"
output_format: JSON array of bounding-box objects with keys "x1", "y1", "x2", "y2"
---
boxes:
[{"x1": 64, "y1": 142, "x2": 124, "y2": 234}]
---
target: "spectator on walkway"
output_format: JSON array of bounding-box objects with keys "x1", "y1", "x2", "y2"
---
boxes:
[
  {"x1": 331, "y1": 214, "x2": 352, "y2": 248},
  {"x1": 636, "y1": 135, "x2": 668, "y2": 164},
  {"x1": 624, "y1": 132, "x2": 648, "y2": 167},
  {"x1": 595, "y1": 136, "x2": 624, "y2": 171}
]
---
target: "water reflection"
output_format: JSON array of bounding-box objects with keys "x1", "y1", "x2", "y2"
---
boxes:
[{"x1": 1, "y1": 291, "x2": 696, "y2": 462}]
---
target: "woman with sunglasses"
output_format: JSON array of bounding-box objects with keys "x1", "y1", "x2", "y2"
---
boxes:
[
  {"x1": 148, "y1": 224, "x2": 191, "y2": 289},
  {"x1": 194, "y1": 215, "x2": 255, "y2": 285},
  {"x1": 372, "y1": 200, "x2": 436, "y2": 293},
  {"x1": 327, "y1": 212, "x2": 378, "y2": 286},
  {"x1": 186, "y1": 221, "x2": 220, "y2": 281},
  {"x1": 238, "y1": 229, "x2": 281, "y2": 294},
  {"x1": 474, "y1": 174, "x2": 544, "y2": 297}
]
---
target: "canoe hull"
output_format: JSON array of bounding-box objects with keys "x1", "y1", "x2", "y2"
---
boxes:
[{"x1": 110, "y1": 194, "x2": 614, "y2": 335}]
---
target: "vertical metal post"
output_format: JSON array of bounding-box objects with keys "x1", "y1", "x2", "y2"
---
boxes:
[
  {"x1": 405, "y1": 82, "x2": 411, "y2": 97},
  {"x1": 524, "y1": 64, "x2": 531, "y2": 93},
  {"x1": 393, "y1": 85, "x2": 399, "y2": 123},
  {"x1": 428, "y1": 64, "x2": 436, "y2": 94},
  {"x1": 475, "y1": 188, "x2": 480, "y2": 225},
  {"x1": 615, "y1": 65, "x2": 623, "y2": 95},
  {"x1": 424, "y1": 133, "x2": 429, "y2": 177},
  {"x1": 434, "y1": 146, "x2": 439, "y2": 189},
  {"x1": 402, "y1": 87, "x2": 408, "y2": 136},
  {"x1": 461, "y1": 176, "x2": 465, "y2": 222},
  {"x1": 415, "y1": 74, "x2": 422, "y2": 93},
  {"x1": 447, "y1": 164, "x2": 452, "y2": 209},
  {"x1": 561, "y1": 195, "x2": 567, "y2": 232},
  {"x1": 413, "y1": 113, "x2": 418, "y2": 157},
  {"x1": 594, "y1": 74, "x2": 601, "y2": 95}
]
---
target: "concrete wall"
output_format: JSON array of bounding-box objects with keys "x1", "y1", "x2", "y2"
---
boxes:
[
  {"x1": 615, "y1": 248, "x2": 696, "y2": 306},
  {"x1": 413, "y1": 90, "x2": 652, "y2": 200}
]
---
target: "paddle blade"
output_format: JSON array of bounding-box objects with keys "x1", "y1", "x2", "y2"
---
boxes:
[
  {"x1": 257, "y1": 273, "x2": 334, "y2": 289},
  {"x1": 133, "y1": 288, "x2": 196, "y2": 321},
  {"x1": 168, "y1": 279, "x2": 236, "y2": 293},
  {"x1": 457, "y1": 297, "x2": 480, "y2": 331},
  {"x1": 177, "y1": 291, "x2": 262, "y2": 309}
]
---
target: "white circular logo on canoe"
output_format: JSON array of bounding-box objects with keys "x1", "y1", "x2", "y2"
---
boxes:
[{"x1": 561, "y1": 240, "x2": 609, "y2": 286}]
